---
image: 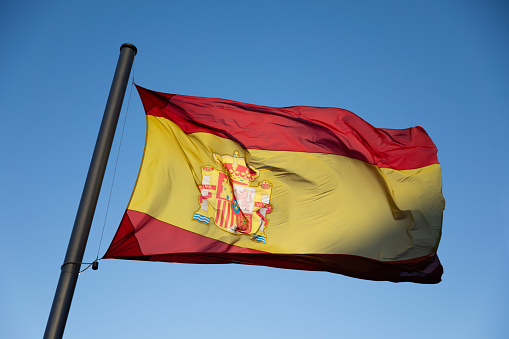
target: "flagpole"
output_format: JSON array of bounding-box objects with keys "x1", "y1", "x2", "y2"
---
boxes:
[{"x1": 43, "y1": 43, "x2": 137, "y2": 339}]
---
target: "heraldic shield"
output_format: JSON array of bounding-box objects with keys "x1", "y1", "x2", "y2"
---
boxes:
[{"x1": 193, "y1": 151, "x2": 273, "y2": 243}]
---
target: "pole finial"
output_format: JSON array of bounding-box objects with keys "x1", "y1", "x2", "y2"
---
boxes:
[{"x1": 120, "y1": 43, "x2": 137, "y2": 55}]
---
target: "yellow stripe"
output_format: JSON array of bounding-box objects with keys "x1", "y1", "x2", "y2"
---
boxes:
[{"x1": 128, "y1": 115, "x2": 444, "y2": 261}]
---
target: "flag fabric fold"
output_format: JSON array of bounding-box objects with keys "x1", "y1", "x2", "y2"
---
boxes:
[{"x1": 104, "y1": 85, "x2": 445, "y2": 284}]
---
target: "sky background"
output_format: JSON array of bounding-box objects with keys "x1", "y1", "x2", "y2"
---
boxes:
[{"x1": 1, "y1": 1, "x2": 508, "y2": 338}]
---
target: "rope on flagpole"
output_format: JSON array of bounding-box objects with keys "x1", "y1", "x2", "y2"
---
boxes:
[
  {"x1": 94, "y1": 60, "x2": 136, "y2": 263},
  {"x1": 61, "y1": 59, "x2": 136, "y2": 276}
]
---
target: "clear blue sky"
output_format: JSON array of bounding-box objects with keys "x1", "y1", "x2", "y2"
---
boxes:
[{"x1": 1, "y1": 1, "x2": 508, "y2": 338}]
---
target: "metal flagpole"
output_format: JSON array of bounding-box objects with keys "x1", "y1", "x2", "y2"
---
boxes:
[{"x1": 43, "y1": 43, "x2": 137, "y2": 339}]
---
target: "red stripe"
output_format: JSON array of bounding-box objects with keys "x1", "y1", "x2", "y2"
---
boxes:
[
  {"x1": 141, "y1": 253, "x2": 442, "y2": 284},
  {"x1": 223, "y1": 200, "x2": 229, "y2": 227},
  {"x1": 217, "y1": 200, "x2": 225, "y2": 228},
  {"x1": 104, "y1": 210, "x2": 442, "y2": 284},
  {"x1": 104, "y1": 210, "x2": 264, "y2": 257},
  {"x1": 225, "y1": 200, "x2": 232, "y2": 228},
  {"x1": 136, "y1": 85, "x2": 438, "y2": 170},
  {"x1": 215, "y1": 201, "x2": 221, "y2": 227}
]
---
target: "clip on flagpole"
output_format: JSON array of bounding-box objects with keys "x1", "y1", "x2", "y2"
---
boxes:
[{"x1": 43, "y1": 43, "x2": 137, "y2": 339}]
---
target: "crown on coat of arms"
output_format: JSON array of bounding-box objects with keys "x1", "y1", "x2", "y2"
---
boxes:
[
  {"x1": 213, "y1": 151, "x2": 259, "y2": 185},
  {"x1": 259, "y1": 181, "x2": 272, "y2": 189}
]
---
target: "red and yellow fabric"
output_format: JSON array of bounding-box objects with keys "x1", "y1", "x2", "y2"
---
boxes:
[{"x1": 104, "y1": 85, "x2": 445, "y2": 284}]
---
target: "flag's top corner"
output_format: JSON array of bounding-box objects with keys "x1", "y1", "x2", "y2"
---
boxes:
[{"x1": 135, "y1": 84, "x2": 175, "y2": 114}]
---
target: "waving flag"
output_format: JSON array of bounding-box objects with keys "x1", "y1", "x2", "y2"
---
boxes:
[{"x1": 104, "y1": 85, "x2": 445, "y2": 283}]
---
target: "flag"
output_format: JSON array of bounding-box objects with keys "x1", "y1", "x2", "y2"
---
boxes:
[{"x1": 103, "y1": 85, "x2": 445, "y2": 284}]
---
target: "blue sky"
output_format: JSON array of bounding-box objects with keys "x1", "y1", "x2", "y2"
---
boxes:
[{"x1": 1, "y1": 1, "x2": 508, "y2": 338}]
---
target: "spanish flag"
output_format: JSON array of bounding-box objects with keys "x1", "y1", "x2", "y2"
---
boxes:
[{"x1": 104, "y1": 85, "x2": 445, "y2": 284}]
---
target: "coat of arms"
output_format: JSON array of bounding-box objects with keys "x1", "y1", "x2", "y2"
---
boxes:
[{"x1": 193, "y1": 151, "x2": 273, "y2": 243}]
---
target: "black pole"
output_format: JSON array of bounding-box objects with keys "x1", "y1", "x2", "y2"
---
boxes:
[{"x1": 43, "y1": 43, "x2": 137, "y2": 339}]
